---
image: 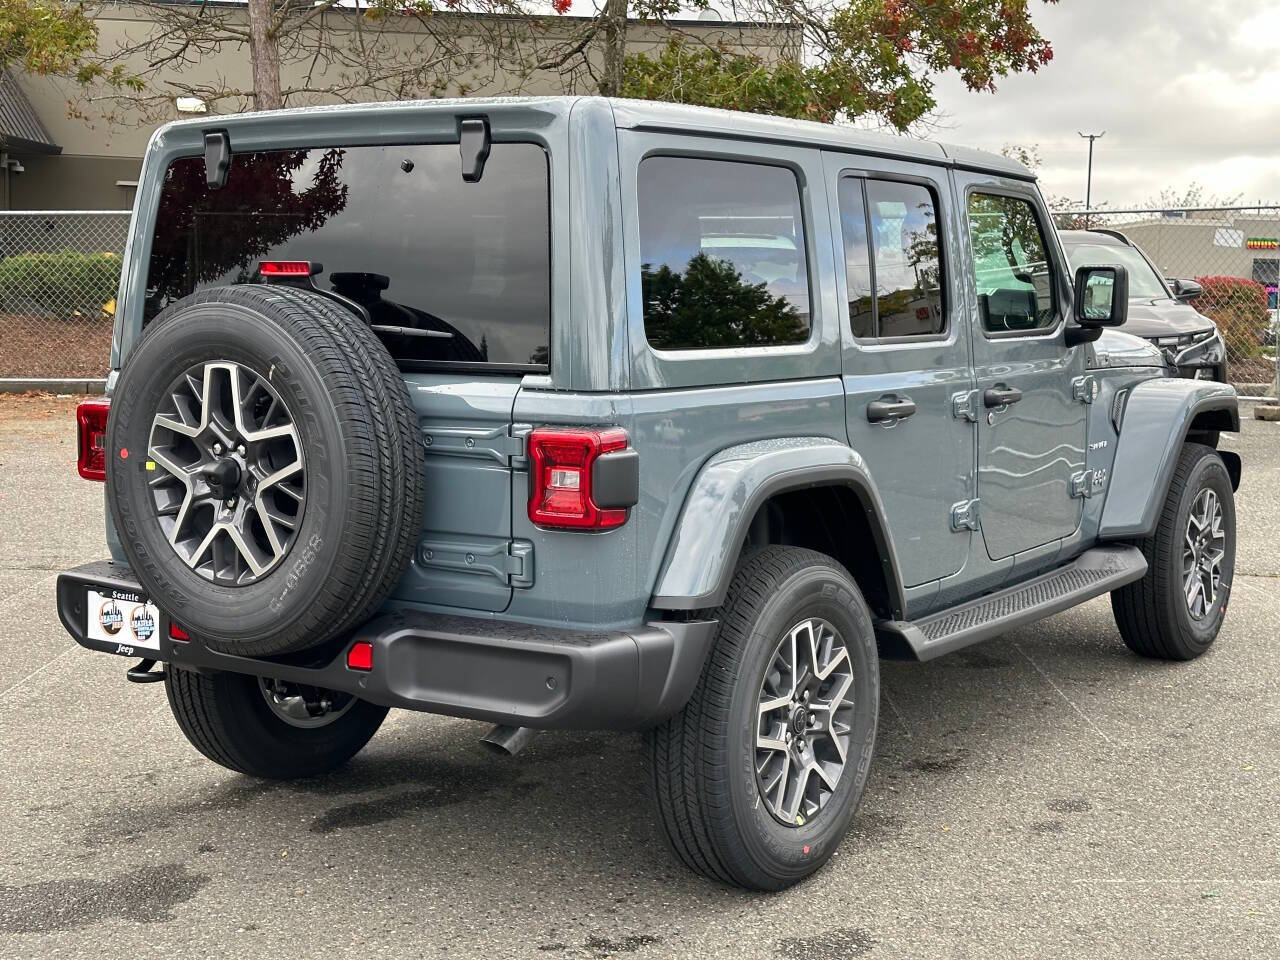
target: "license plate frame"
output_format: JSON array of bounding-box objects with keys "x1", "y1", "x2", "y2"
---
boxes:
[{"x1": 83, "y1": 585, "x2": 162, "y2": 658}]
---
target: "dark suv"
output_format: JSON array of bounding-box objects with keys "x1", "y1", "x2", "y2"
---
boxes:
[
  {"x1": 1059, "y1": 228, "x2": 1226, "y2": 381},
  {"x1": 57, "y1": 98, "x2": 1240, "y2": 890}
]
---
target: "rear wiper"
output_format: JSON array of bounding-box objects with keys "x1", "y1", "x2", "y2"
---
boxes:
[{"x1": 369, "y1": 325, "x2": 454, "y2": 339}]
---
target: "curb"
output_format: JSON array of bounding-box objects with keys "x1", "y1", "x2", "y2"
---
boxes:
[{"x1": 0, "y1": 377, "x2": 107, "y2": 395}]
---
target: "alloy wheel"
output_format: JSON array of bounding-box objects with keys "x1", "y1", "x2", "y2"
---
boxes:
[
  {"x1": 147, "y1": 361, "x2": 305, "y2": 585},
  {"x1": 1183, "y1": 487, "x2": 1226, "y2": 621},
  {"x1": 755, "y1": 618, "x2": 856, "y2": 827},
  {"x1": 257, "y1": 677, "x2": 356, "y2": 729}
]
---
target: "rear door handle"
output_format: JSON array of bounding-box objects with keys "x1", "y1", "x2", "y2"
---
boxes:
[
  {"x1": 866, "y1": 396, "x2": 917, "y2": 423},
  {"x1": 983, "y1": 385, "x2": 1023, "y2": 408}
]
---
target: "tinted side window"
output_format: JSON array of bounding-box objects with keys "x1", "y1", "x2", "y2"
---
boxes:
[
  {"x1": 637, "y1": 156, "x2": 810, "y2": 351},
  {"x1": 867, "y1": 180, "x2": 945, "y2": 338},
  {"x1": 837, "y1": 177, "x2": 875, "y2": 339},
  {"x1": 146, "y1": 143, "x2": 550, "y2": 368},
  {"x1": 967, "y1": 192, "x2": 1056, "y2": 333}
]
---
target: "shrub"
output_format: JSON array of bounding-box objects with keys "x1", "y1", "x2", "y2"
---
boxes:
[
  {"x1": 0, "y1": 250, "x2": 122, "y2": 317},
  {"x1": 1191, "y1": 275, "x2": 1271, "y2": 356}
]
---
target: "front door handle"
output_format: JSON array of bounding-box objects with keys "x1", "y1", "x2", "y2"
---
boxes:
[
  {"x1": 983, "y1": 385, "x2": 1023, "y2": 408},
  {"x1": 866, "y1": 395, "x2": 917, "y2": 423}
]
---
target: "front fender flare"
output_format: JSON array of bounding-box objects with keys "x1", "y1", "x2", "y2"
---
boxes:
[
  {"x1": 650, "y1": 437, "x2": 906, "y2": 616},
  {"x1": 1099, "y1": 378, "x2": 1239, "y2": 540}
]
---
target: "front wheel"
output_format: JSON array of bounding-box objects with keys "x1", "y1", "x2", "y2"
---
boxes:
[
  {"x1": 1111, "y1": 442, "x2": 1236, "y2": 661},
  {"x1": 646, "y1": 547, "x2": 879, "y2": 890},
  {"x1": 165, "y1": 666, "x2": 388, "y2": 779}
]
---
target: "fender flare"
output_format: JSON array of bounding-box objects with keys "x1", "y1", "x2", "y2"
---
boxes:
[
  {"x1": 1099, "y1": 378, "x2": 1240, "y2": 540},
  {"x1": 649, "y1": 437, "x2": 907, "y2": 616}
]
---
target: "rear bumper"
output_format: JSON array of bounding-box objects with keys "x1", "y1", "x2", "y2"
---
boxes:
[{"x1": 56, "y1": 560, "x2": 716, "y2": 730}]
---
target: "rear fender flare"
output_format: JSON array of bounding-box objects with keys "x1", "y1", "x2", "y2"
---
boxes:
[
  {"x1": 649, "y1": 437, "x2": 906, "y2": 616},
  {"x1": 1099, "y1": 378, "x2": 1239, "y2": 539}
]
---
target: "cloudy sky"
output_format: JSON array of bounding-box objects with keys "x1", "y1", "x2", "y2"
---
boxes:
[{"x1": 927, "y1": 0, "x2": 1280, "y2": 208}]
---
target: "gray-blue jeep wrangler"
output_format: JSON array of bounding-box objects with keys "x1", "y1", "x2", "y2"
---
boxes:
[{"x1": 58, "y1": 97, "x2": 1241, "y2": 891}]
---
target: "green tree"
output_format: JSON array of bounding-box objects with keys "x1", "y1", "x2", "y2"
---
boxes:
[
  {"x1": 626, "y1": 0, "x2": 1058, "y2": 129},
  {"x1": 14, "y1": 0, "x2": 1056, "y2": 132},
  {"x1": 642, "y1": 252, "x2": 808, "y2": 349},
  {"x1": 0, "y1": 0, "x2": 96, "y2": 77}
]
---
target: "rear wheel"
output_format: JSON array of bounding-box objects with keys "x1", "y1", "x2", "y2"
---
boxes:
[
  {"x1": 646, "y1": 547, "x2": 879, "y2": 890},
  {"x1": 1111, "y1": 443, "x2": 1236, "y2": 660},
  {"x1": 165, "y1": 666, "x2": 387, "y2": 779}
]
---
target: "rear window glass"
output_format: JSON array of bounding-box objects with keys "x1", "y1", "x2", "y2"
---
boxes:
[
  {"x1": 637, "y1": 156, "x2": 810, "y2": 351},
  {"x1": 145, "y1": 143, "x2": 550, "y2": 369}
]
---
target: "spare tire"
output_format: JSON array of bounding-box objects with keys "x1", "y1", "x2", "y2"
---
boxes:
[{"x1": 105, "y1": 284, "x2": 425, "y2": 657}]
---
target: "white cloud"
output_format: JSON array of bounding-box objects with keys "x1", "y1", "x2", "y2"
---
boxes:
[{"x1": 927, "y1": 0, "x2": 1280, "y2": 207}]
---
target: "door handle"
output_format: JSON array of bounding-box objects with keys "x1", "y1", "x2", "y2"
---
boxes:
[
  {"x1": 866, "y1": 396, "x2": 917, "y2": 423},
  {"x1": 983, "y1": 385, "x2": 1023, "y2": 408}
]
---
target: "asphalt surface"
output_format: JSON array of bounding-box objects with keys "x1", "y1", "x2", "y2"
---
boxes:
[{"x1": 0, "y1": 396, "x2": 1277, "y2": 959}]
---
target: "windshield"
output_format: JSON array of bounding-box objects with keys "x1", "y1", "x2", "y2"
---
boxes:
[{"x1": 1064, "y1": 241, "x2": 1169, "y2": 300}]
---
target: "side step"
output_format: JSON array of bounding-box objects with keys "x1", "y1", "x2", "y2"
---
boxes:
[{"x1": 875, "y1": 545, "x2": 1147, "y2": 662}]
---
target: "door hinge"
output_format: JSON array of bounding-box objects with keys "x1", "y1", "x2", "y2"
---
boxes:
[
  {"x1": 421, "y1": 422, "x2": 531, "y2": 467},
  {"x1": 1072, "y1": 375, "x2": 1098, "y2": 403},
  {"x1": 1070, "y1": 469, "x2": 1095, "y2": 498},
  {"x1": 951, "y1": 390, "x2": 979, "y2": 423},
  {"x1": 417, "y1": 538, "x2": 535, "y2": 587},
  {"x1": 507, "y1": 539, "x2": 534, "y2": 588},
  {"x1": 950, "y1": 499, "x2": 980, "y2": 532},
  {"x1": 507, "y1": 423, "x2": 532, "y2": 469}
]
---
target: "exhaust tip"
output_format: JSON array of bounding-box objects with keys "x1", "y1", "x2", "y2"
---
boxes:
[{"x1": 480, "y1": 724, "x2": 539, "y2": 757}]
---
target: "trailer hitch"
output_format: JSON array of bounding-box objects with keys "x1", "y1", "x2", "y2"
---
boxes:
[{"x1": 125, "y1": 658, "x2": 166, "y2": 684}]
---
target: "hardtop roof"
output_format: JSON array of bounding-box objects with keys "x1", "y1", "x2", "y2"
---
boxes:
[{"x1": 156, "y1": 95, "x2": 1034, "y2": 182}]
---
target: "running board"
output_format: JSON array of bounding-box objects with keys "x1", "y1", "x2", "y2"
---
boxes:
[{"x1": 875, "y1": 545, "x2": 1147, "y2": 662}]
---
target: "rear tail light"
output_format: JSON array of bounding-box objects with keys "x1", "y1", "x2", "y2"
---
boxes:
[
  {"x1": 528, "y1": 427, "x2": 632, "y2": 530},
  {"x1": 76, "y1": 397, "x2": 111, "y2": 481}
]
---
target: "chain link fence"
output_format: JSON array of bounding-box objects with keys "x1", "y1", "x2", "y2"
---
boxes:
[
  {"x1": 0, "y1": 211, "x2": 130, "y2": 380},
  {"x1": 2, "y1": 205, "x2": 1278, "y2": 389},
  {"x1": 1052, "y1": 205, "x2": 1280, "y2": 393}
]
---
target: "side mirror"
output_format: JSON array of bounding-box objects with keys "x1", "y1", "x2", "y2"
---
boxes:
[
  {"x1": 1073, "y1": 264, "x2": 1128, "y2": 327},
  {"x1": 1172, "y1": 277, "x2": 1203, "y2": 302}
]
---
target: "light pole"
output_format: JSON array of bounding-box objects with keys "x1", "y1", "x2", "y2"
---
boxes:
[{"x1": 1078, "y1": 131, "x2": 1105, "y2": 225}]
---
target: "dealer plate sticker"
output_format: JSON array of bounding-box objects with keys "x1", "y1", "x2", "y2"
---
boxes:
[{"x1": 86, "y1": 588, "x2": 161, "y2": 654}]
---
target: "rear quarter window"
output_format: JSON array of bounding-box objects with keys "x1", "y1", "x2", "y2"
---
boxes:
[
  {"x1": 636, "y1": 155, "x2": 811, "y2": 351},
  {"x1": 145, "y1": 143, "x2": 551, "y2": 369}
]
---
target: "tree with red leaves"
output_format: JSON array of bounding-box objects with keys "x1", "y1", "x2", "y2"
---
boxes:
[{"x1": 66, "y1": 0, "x2": 1055, "y2": 132}]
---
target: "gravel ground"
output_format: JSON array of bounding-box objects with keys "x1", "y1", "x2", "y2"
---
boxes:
[
  {"x1": 0, "y1": 394, "x2": 1276, "y2": 959},
  {"x1": 0, "y1": 316, "x2": 113, "y2": 379}
]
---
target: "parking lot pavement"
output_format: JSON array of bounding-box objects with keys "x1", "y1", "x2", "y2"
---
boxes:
[{"x1": 0, "y1": 395, "x2": 1276, "y2": 960}]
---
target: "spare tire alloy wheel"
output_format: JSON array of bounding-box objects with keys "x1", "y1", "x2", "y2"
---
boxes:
[
  {"x1": 149, "y1": 361, "x2": 305, "y2": 585},
  {"x1": 107, "y1": 284, "x2": 426, "y2": 658}
]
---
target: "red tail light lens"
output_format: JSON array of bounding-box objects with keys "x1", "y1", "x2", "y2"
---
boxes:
[
  {"x1": 76, "y1": 397, "x2": 111, "y2": 481},
  {"x1": 257, "y1": 260, "x2": 317, "y2": 278},
  {"x1": 528, "y1": 427, "x2": 629, "y2": 530}
]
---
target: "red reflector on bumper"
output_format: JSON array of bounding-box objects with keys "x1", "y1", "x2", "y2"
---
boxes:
[
  {"x1": 169, "y1": 622, "x2": 190, "y2": 641},
  {"x1": 347, "y1": 641, "x2": 373, "y2": 671}
]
